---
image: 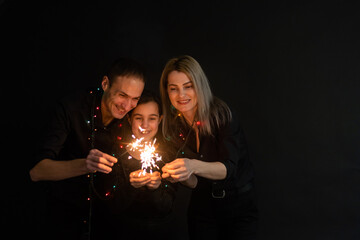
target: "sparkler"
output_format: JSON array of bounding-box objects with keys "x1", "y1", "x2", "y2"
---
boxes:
[{"x1": 127, "y1": 128, "x2": 162, "y2": 176}]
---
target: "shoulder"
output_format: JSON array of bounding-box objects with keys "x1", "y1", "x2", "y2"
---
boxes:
[
  {"x1": 59, "y1": 89, "x2": 98, "y2": 109},
  {"x1": 210, "y1": 97, "x2": 238, "y2": 129},
  {"x1": 213, "y1": 104, "x2": 244, "y2": 137}
]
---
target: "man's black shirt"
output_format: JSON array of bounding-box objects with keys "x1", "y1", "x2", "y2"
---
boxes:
[{"x1": 35, "y1": 89, "x2": 125, "y2": 209}]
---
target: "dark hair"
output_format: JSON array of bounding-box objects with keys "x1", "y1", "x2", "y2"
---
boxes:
[
  {"x1": 129, "y1": 90, "x2": 162, "y2": 116},
  {"x1": 106, "y1": 57, "x2": 146, "y2": 86}
]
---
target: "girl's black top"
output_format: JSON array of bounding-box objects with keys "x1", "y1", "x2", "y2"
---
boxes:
[{"x1": 92, "y1": 121, "x2": 177, "y2": 223}]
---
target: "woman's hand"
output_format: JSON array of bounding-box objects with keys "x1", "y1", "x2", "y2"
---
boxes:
[
  {"x1": 129, "y1": 170, "x2": 161, "y2": 189},
  {"x1": 162, "y1": 158, "x2": 194, "y2": 182}
]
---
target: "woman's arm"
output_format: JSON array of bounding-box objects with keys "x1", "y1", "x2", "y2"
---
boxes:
[
  {"x1": 162, "y1": 158, "x2": 226, "y2": 184},
  {"x1": 180, "y1": 173, "x2": 198, "y2": 188},
  {"x1": 189, "y1": 159, "x2": 227, "y2": 180}
]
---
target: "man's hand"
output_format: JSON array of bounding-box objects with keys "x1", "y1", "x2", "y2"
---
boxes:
[{"x1": 85, "y1": 149, "x2": 117, "y2": 174}]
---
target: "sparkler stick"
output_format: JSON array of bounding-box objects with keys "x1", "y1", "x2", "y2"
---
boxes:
[{"x1": 127, "y1": 128, "x2": 162, "y2": 176}]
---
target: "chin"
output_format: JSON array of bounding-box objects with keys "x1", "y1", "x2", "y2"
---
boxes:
[
  {"x1": 178, "y1": 106, "x2": 193, "y2": 114},
  {"x1": 113, "y1": 112, "x2": 126, "y2": 119}
]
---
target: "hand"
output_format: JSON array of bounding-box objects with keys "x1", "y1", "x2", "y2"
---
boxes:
[
  {"x1": 146, "y1": 171, "x2": 161, "y2": 190},
  {"x1": 161, "y1": 158, "x2": 194, "y2": 182},
  {"x1": 161, "y1": 171, "x2": 177, "y2": 183},
  {"x1": 129, "y1": 170, "x2": 151, "y2": 188},
  {"x1": 85, "y1": 149, "x2": 117, "y2": 174}
]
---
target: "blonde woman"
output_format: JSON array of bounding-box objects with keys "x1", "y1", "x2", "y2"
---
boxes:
[{"x1": 160, "y1": 55, "x2": 257, "y2": 240}]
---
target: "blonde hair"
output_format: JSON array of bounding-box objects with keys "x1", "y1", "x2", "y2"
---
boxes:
[{"x1": 159, "y1": 55, "x2": 232, "y2": 138}]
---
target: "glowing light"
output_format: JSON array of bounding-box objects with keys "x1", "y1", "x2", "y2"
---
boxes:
[
  {"x1": 127, "y1": 128, "x2": 162, "y2": 176},
  {"x1": 139, "y1": 126, "x2": 146, "y2": 133}
]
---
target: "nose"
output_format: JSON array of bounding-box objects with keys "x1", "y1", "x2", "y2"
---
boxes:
[
  {"x1": 121, "y1": 98, "x2": 132, "y2": 112},
  {"x1": 141, "y1": 119, "x2": 149, "y2": 129},
  {"x1": 179, "y1": 88, "x2": 186, "y2": 98}
]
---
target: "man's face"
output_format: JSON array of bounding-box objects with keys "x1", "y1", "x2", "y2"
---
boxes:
[{"x1": 102, "y1": 75, "x2": 144, "y2": 120}]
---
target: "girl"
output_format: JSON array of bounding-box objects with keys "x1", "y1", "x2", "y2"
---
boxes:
[
  {"x1": 160, "y1": 55, "x2": 258, "y2": 240},
  {"x1": 92, "y1": 91, "x2": 180, "y2": 240}
]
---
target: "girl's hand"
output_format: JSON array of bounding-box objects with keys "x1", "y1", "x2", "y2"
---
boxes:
[
  {"x1": 129, "y1": 170, "x2": 151, "y2": 188},
  {"x1": 146, "y1": 171, "x2": 161, "y2": 190}
]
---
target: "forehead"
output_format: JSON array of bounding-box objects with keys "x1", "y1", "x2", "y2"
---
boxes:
[
  {"x1": 132, "y1": 101, "x2": 159, "y2": 116},
  {"x1": 111, "y1": 75, "x2": 144, "y2": 96},
  {"x1": 167, "y1": 71, "x2": 191, "y2": 85}
]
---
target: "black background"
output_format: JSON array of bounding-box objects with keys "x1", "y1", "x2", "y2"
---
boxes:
[{"x1": 2, "y1": 0, "x2": 360, "y2": 239}]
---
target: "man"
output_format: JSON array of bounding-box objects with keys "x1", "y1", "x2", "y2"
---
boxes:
[{"x1": 29, "y1": 58, "x2": 145, "y2": 239}]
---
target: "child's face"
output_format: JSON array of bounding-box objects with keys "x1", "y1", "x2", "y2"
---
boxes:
[{"x1": 129, "y1": 101, "x2": 162, "y2": 142}]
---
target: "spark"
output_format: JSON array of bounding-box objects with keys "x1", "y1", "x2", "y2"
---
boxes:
[{"x1": 127, "y1": 129, "x2": 162, "y2": 176}]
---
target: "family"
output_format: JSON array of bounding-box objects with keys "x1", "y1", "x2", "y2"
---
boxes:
[{"x1": 29, "y1": 55, "x2": 257, "y2": 240}]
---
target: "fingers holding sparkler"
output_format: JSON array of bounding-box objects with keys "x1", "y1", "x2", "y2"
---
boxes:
[
  {"x1": 86, "y1": 149, "x2": 117, "y2": 174},
  {"x1": 162, "y1": 158, "x2": 194, "y2": 182},
  {"x1": 129, "y1": 170, "x2": 162, "y2": 189},
  {"x1": 129, "y1": 169, "x2": 151, "y2": 188},
  {"x1": 146, "y1": 171, "x2": 161, "y2": 189}
]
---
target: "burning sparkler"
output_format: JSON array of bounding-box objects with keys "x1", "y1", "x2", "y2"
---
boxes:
[{"x1": 127, "y1": 129, "x2": 162, "y2": 176}]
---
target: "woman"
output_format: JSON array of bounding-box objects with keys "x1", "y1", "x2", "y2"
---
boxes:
[
  {"x1": 92, "y1": 91, "x2": 180, "y2": 240},
  {"x1": 160, "y1": 55, "x2": 258, "y2": 240}
]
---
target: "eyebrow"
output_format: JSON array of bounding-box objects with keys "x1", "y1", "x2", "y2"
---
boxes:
[
  {"x1": 133, "y1": 113, "x2": 159, "y2": 117},
  {"x1": 118, "y1": 90, "x2": 141, "y2": 99},
  {"x1": 168, "y1": 81, "x2": 192, "y2": 86}
]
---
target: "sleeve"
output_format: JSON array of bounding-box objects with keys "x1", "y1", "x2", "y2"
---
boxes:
[
  {"x1": 218, "y1": 111, "x2": 250, "y2": 182},
  {"x1": 34, "y1": 100, "x2": 71, "y2": 163}
]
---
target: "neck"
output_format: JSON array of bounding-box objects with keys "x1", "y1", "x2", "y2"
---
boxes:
[
  {"x1": 101, "y1": 98, "x2": 113, "y2": 126},
  {"x1": 182, "y1": 111, "x2": 196, "y2": 126}
]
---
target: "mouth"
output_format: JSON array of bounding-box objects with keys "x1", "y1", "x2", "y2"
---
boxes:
[
  {"x1": 140, "y1": 130, "x2": 150, "y2": 134},
  {"x1": 139, "y1": 126, "x2": 150, "y2": 135},
  {"x1": 114, "y1": 104, "x2": 125, "y2": 114},
  {"x1": 177, "y1": 99, "x2": 190, "y2": 105}
]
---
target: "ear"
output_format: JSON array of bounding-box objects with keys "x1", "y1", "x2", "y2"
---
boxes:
[
  {"x1": 159, "y1": 115, "x2": 163, "y2": 123},
  {"x1": 127, "y1": 113, "x2": 131, "y2": 125},
  {"x1": 101, "y1": 76, "x2": 109, "y2": 91}
]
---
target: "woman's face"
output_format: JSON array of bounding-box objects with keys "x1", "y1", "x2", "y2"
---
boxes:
[
  {"x1": 129, "y1": 101, "x2": 162, "y2": 142},
  {"x1": 167, "y1": 71, "x2": 198, "y2": 121}
]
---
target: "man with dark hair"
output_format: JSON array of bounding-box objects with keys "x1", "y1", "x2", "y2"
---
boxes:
[{"x1": 29, "y1": 58, "x2": 145, "y2": 239}]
